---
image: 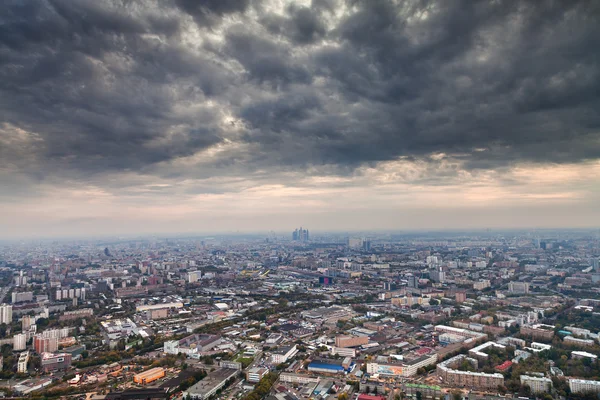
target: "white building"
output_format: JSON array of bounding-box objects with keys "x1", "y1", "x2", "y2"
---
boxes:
[
  {"x1": 13, "y1": 333, "x2": 27, "y2": 351},
  {"x1": 0, "y1": 304, "x2": 12, "y2": 325},
  {"x1": 17, "y1": 351, "x2": 29, "y2": 373},
  {"x1": 569, "y1": 379, "x2": 600, "y2": 394},
  {"x1": 271, "y1": 345, "x2": 298, "y2": 364},
  {"x1": 520, "y1": 375, "x2": 552, "y2": 394}
]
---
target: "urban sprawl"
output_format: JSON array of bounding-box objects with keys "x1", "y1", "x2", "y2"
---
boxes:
[{"x1": 0, "y1": 229, "x2": 600, "y2": 400}]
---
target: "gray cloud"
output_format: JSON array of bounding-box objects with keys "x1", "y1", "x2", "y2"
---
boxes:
[{"x1": 0, "y1": 0, "x2": 599, "y2": 187}]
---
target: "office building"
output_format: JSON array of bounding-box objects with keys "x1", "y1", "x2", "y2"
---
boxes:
[{"x1": 292, "y1": 227, "x2": 309, "y2": 242}]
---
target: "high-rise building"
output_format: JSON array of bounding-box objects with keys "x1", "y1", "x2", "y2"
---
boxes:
[
  {"x1": 430, "y1": 267, "x2": 446, "y2": 283},
  {"x1": 0, "y1": 304, "x2": 12, "y2": 324},
  {"x1": 292, "y1": 227, "x2": 309, "y2": 242},
  {"x1": 34, "y1": 335, "x2": 59, "y2": 353},
  {"x1": 407, "y1": 275, "x2": 417, "y2": 288},
  {"x1": 455, "y1": 290, "x2": 467, "y2": 303},
  {"x1": 592, "y1": 258, "x2": 600, "y2": 272},
  {"x1": 13, "y1": 333, "x2": 27, "y2": 351},
  {"x1": 17, "y1": 351, "x2": 29, "y2": 373},
  {"x1": 21, "y1": 315, "x2": 35, "y2": 331}
]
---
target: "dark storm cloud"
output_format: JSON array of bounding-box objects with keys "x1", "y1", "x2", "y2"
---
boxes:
[
  {"x1": 0, "y1": 0, "x2": 599, "y2": 185},
  {"x1": 175, "y1": 0, "x2": 251, "y2": 27}
]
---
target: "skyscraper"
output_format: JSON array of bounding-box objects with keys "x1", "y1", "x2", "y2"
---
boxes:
[{"x1": 292, "y1": 227, "x2": 309, "y2": 242}]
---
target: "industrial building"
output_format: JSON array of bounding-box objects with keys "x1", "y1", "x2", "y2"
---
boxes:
[
  {"x1": 184, "y1": 368, "x2": 238, "y2": 399},
  {"x1": 133, "y1": 367, "x2": 165, "y2": 385}
]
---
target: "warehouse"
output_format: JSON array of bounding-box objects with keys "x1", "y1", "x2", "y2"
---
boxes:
[{"x1": 133, "y1": 367, "x2": 165, "y2": 385}]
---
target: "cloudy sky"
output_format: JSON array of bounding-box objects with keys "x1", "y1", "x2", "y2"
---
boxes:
[{"x1": 1, "y1": 0, "x2": 599, "y2": 238}]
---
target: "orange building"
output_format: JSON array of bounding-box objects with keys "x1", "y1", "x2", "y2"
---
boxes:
[
  {"x1": 335, "y1": 335, "x2": 368, "y2": 348},
  {"x1": 133, "y1": 367, "x2": 165, "y2": 385}
]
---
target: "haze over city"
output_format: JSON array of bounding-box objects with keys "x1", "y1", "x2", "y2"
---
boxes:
[{"x1": 1, "y1": 0, "x2": 599, "y2": 238}]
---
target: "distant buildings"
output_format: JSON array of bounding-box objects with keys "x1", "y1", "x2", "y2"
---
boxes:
[
  {"x1": 508, "y1": 281, "x2": 530, "y2": 294},
  {"x1": 292, "y1": 227, "x2": 309, "y2": 242},
  {"x1": 473, "y1": 280, "x2": 491, "y2": 290},
  {"x1": 12, "y1": 291, "x2": 34, "y2": 303}
]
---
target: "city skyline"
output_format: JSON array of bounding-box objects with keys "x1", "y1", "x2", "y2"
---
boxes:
[{"x1": 1, "y1": 0, "x2": 600, "y2": 238}]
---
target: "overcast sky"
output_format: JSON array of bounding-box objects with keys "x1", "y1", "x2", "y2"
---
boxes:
[{"x1": 1, "y1": 0, "x2": 599, "y2": 238}]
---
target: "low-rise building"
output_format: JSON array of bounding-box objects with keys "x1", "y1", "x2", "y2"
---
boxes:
[
  {"x1": 271, "y1": 344, "x2": 298, "y2": 364},
  {"x1": 569, "y1": 379, "x2": 600, "y2": 394},
  {"x1": 41, "y1": 352, "x2": 72, "y2": 373},
  {"x1": 184, "y1": 368, "x2": 238, "y2": 400},
  {"x1": 246, "y1": 367, "x2": 269, "y2": 383},
  {"x1": 133, "y1": 367, "x2": 165, "y2": 385}
]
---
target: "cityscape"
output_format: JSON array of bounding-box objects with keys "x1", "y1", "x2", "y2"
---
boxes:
[
  {"x1": 1, "y1": 0, "x2": 600, "y2": 400},
  {"x1": 0, "y1": 229, "x2": 600, "y2": 400}
]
